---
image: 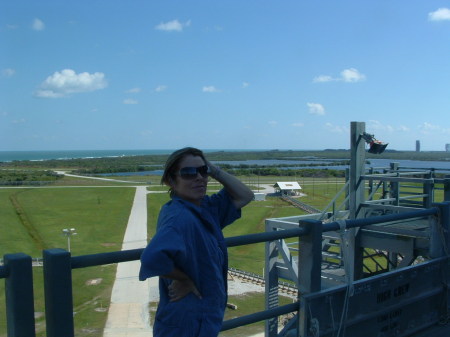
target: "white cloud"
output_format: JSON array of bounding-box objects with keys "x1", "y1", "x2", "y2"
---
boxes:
[
  {"x1": 428, "y1": 8, "x2": 450, "y2": 21},
  {"x1": 340, "y1": 68, "x2": 366, "y2": 82},
  {"x1": 155, "y1": 19, "x2": 191, "y2": 32},
  {"x1": 126, "y1": 87, "x2": 141, "y2": 93},
  {"x1": 242, "y1": 82, "x2": 250, "y2": 88},
  {"x1": 2, "y1": 68, "x2": 15, "y2": 77},
  {"x1": 34, "y1": 69, "x2": 107, "y2": 98},
  {"x1": 123, "y1": 98, "x2": 138, "y2": 105},
  {"x1": 12, "y1": 118, "x2": 26, "y2": 124},
  {"x1": 313, "y1": 75, "x2": 335, "y2": 83},
  {"x1": 292, "y1": 123, "x2": 304, "y2": 127},
  {"x1": 32, "y1": 18, "x2": 45, "y2": 31},
  {"x1": 366, "y1": 120, "x2": 413, "y2": 140},
  {"x1": 324, "y1": 123, "x2": 347, "y2": 133},
  {"x1": 417, "y1": 122, "x2": 450, "y2": 135},
  {"x1": 307, "y1": 103, "x2": 325, "y2": 115},
  {"x1": 268, "y1": 121, "x2": 278, "y2": 127},
  {"x1": 155, "y1": 85, "x2": 168, "y2": 92},
  {"x1": 202, "y1": 86, "x2": 220, "y2": 93},
  {"x1": 313, "y1": 68, "x2": 366, "y2": 83}
]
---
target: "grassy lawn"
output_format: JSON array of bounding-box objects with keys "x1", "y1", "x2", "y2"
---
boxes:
[
  {"x1": 2, "y1": 173, "x2": 440, "y2": 336},
  {"x1": 0, "y1": 186, "x2": 135, "y2": 337},
  {"x1": 2, "y1": 180, "x2": 307, "y2": 336}
]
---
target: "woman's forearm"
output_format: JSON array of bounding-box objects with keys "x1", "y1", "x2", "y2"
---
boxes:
[{"x1": 207, "y1": 160, "x2": 254, "y2": 209}]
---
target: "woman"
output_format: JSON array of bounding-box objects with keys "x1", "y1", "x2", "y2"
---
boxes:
[{"x1": 139, "y1": 147, "x2": 254, "y2": 337}]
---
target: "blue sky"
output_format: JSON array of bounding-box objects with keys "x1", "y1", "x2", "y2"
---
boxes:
[{"x1": 1, "y1": 1, "x2": 450, "y2": 151}]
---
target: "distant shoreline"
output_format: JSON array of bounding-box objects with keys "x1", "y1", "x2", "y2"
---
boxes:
[
  {"x1": 0, "y1": 149, "x2": 274, "y2": 162},
  {"x1": 1, "y1": 149, "x2": 450, "y2": 164}
]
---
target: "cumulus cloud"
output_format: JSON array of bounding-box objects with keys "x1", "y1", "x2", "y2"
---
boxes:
[
  {"x1": 126, "y1": 87, "x2": 141, "y2": 93},
  {"x1": 34, "y1": 69, "x2": 107, "y2": 98},
  {"x1": 292, "y1": 122, "x2": 304, "y2": 127},
  {"x1": 155, "y1": 19, "x2": 191, "y2": 32},
  {"x1": 313, "y1": 75, "x2": 335, "y2": 83},
  {"x1": 2, "y1": 68, "x2": 15, "y2": 77},
  {"x1": 428, "y1": 8, "x2": 450, "y2": 21},
  {"x1": 366, "y1": 120, "x2": 413, "y2": 136},
  {"x1": 155, "y1": 85, "x2": 168, "y2": 92},
  {"x1": 307, "y1": 103, "x2": 325, "y2": 115},
  {"x1": 123, "y1": 98, "x2": 138, "y2": 105},
  {"x1": 202, "y1": 86, "x2": 220, "y2": 93},
  {"x1": 341, "y1": 68, "x2": 366, "y2": 82},
  {"x1": 313, "y1": 68, "x2": 366, "y2": 83},
  {"x1": 12, "y1": 118, "x2": 26, "y2": 124},
  {"x1": 417, "y1": 122, "x2": 450, "y2": 135},
  {"x1": 32, "y1": 18, "x2": 45, "y2": 31},
  {"x1": 324, "y1": 123, "x2": 347, "y2": 133}
]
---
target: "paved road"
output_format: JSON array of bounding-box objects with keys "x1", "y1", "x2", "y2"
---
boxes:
[{"x1": 103, "y1": 186, "x2": 157, "y2": 337}]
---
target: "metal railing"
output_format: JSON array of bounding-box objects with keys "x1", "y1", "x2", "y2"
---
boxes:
[{"x1": 2, "y1": 203, "x2": 449, "y2": 337}]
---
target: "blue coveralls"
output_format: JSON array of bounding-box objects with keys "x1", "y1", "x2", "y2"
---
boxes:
[{"x1": 139, "y1": 189, "x2": 241, "y2": 337}]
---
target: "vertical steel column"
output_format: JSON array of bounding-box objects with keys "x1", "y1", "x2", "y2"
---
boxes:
[
  {"x1": 423, "y1": 169, "x2": 434, "y2": 208},
  {"x1": 349, "y1": 122, "x2": 366, "y2": 280},
  {"x1": 444, "y1": 176, "x2": 450, "y2": 202},
  {"x1": 349, "y1": 121, "x2": 365, "y2": 219},
  {"x1": 298, "y1": 219, "x2": 322, "y2": 337},
  {"x1": 435, "y1": 202, "x2": 450, "y2": 321},
  {"x1": 43, "y1": 248, "x2": 74, "y2": 337},
  {"x1": 390, "y1": 162, "x2": 400, "y2": 206},
  {"x1": 265, "y1": 227, "x2": 280, "y2": 337},
  {"x1": 345, "y1": 168, "x2": 350, "y2": 211},
  {"x1": 4, "y1": 253, "x2": 36, "y2": 337}
]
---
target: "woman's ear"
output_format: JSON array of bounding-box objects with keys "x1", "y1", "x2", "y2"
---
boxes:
[{"x1": 167, "y1": 176, "x2": 175, "y2": 187}]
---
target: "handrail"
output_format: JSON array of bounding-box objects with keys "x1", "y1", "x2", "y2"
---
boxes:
[
  {"x1": 221, "y1": 302, "x2": 299, "y2": 331},
  {"x1": 322, "y1": 207, "x2": 438, "y2": 232},
  {"x1": 3, "y1": 203, "x2": 445, "y2": 337},
  {"x1": 0, "y1": 265, "x2": 7, "y2": 278},
  {"x1": 71, "y1": 248, "x2": 142, "y2": 269}
]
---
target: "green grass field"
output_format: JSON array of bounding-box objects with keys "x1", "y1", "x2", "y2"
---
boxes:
[
  {"x1": 1, "y1": 174, "x2": 327, "y2": 336},
  {"x1": 2, "y1": 172, "x2": 439, "y2": 336}
]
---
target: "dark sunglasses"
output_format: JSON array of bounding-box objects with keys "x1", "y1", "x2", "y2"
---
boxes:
[{"x1": 178, "y1": 165, "x2": 210, "y2": 180}]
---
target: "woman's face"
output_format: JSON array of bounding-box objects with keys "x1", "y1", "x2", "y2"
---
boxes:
[{"x1": 170, "y1": 154, "x2": 208, "y2": 205}]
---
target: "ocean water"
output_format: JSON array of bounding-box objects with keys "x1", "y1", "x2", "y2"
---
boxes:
[
  {"x1": 2, "y1": 150, "x2": 450, "y2": 173},
  {"x1": 0, "y1": 149, "x2": 261, "y2": 162},
  {"x1": 0, "y1": 149, "x2": 174, "y2": 162}
]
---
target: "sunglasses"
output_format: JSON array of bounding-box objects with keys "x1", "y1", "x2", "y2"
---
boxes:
[{"x1": 178, "y1": 165, "x2": 210, "y2": 180}]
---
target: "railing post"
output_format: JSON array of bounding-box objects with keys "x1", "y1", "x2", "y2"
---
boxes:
[
  {"x1": 298, "y1": 219, "x2": 322, "y2": 337},
  {"x1": 423, "y1": 169, "x2": 434, "y2": 208},
  {"x1": 265, "y1": 229, "x2": 280, "y2": 337},
  {"x1": 434, "y1": 202, "x2": 450, "y2": 255},
  {"x1": 444, "y1": 176, "x2": 450, "y2": 202},
  {"x1": 4, "y1": 253, "x2": 36, "y2": 337},
  {"x1": 390, "y1": 162, "x2": 400, "y2": 206},
  {"x1": 298, "y1": 220, "x2": 322, "y2": 293},
  {"x1": 43, "y1": 248, "x2": 74, "y2": 337}
]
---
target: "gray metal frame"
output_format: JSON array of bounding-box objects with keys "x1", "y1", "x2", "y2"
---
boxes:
[{"x1": 264, "y1": 121, "x2": 450, "y2": 337}]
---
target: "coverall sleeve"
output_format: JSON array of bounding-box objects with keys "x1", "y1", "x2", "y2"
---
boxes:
[
  {"x1": 210, "y1": 189, "x2": 242, "y2": 229},
  {"x1": 139, "y1": 224, "x2": 186, "y2": 281}
]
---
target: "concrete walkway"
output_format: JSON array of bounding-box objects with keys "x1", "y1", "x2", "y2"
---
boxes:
[
  {"x1": 100, "y1": 184, "x2": 267, "y2": 336},
  {"x1": 103, "y1": 186, "x2": 156, "y2": 337}
]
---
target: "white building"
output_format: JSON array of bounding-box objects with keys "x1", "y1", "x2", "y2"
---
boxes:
[{"x1": 273, "y1": 182, "x2": 302, "y2": 196}]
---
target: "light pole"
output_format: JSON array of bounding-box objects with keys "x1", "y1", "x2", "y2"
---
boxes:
[{"x1": 62, "y1": 228, "x2": 77, "y2": 252}]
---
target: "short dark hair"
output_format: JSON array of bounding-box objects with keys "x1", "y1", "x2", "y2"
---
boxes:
[{"x1": 161, "y1": 147, "x2": 206, "y2": 187}]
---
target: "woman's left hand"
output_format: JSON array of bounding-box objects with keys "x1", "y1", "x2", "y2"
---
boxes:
[{"x1": 168, "y1": 278, "x2": 202, "y2": 302}]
